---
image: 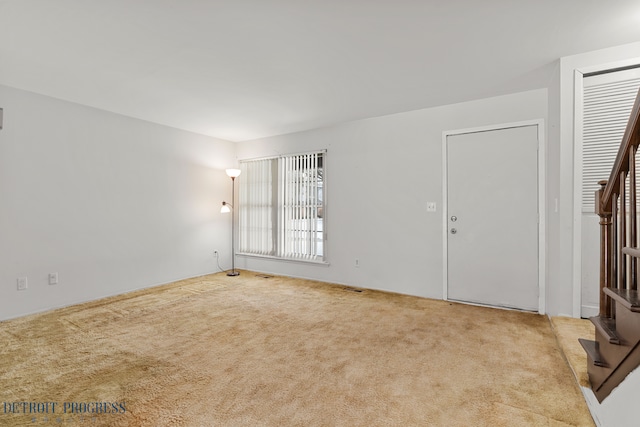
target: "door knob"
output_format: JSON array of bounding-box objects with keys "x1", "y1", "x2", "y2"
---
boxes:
[
  {"x1": 450, "y1": 228, "x2": 457, "y2": 234},
  {"x1": 451, "y1": 216, "x2": 457, "y2": 222}
]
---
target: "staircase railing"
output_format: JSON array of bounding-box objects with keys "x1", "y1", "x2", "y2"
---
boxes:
[
  {"x1": 596, "y1": 89, "x2": 640, "y2": 316},
  {"x1": 584, "y1": 88, "x2": 640, "y2": 402}
]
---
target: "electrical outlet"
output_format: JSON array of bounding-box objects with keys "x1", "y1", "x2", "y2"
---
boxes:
[
  {"x1": 17, "y1": 277, "x2": 27, "y2": 291},
  {"x1": 214, "y1": 250, "x2": 219, "y2": 258},
  {"x1": 427, "y1": 202, "x2": 437, "y2": 212},
  {"x1": 355, "y1": 259, "x2": 360, "y2": 268},
  {"x1": 49, "y1": 272, "x2": 59, "y2": 285}
]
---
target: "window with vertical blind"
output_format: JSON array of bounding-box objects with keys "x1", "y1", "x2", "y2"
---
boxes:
[
  {"x1": 238, "y1": 151, "x2": 325, "y2": 262},
  {"x1": 582, "y1": 68, "x2": 640, "y2": 212}
]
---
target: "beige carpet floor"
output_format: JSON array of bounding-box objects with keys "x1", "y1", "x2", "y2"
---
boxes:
[
  {"x1": 550, "y1": 316, "x2": 595, "y2": 389},
  {"x1": 0, "y1": 272, "x2": 594, "y2": 426}
]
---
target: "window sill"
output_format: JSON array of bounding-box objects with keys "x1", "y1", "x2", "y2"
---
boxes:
[{"x1": 237, "y1": 253, "x2": 330, "y2": 266}]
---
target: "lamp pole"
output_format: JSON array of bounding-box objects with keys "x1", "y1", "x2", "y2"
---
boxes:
[
  {"x1": 225, "y1": 168, "x2": 241, "y2": 276},
  {"x1": 228, "y1": 175, "x2": 239, "y2": 276}
]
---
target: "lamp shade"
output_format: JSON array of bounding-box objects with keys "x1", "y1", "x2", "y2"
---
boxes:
[
  {"x1": 226, "y1": 168, "x2": 241, "y2": 178},
  {"x1": 220, "y1": 202, "x2": 231, "y2": 213}
]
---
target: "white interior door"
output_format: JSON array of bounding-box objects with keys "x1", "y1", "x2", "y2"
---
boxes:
[{"x1": 446, "y1": 125, "x2": 539, "y2": 311}]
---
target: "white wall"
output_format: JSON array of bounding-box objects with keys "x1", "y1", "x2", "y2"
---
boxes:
[
  {"x1": 0, "y1": 85, "x2": 236, "y2": 320},
  {"x1": 583, "y1": 367, "x2": 640, "y2": 427},
  {"x1": 235, "y1": 89, "x2": 548, "y2": 303},
  {"x1": 546, "y1": 60, "x2": 564, "y2": 316}
]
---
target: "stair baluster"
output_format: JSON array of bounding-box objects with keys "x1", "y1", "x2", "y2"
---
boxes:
[{"x1": 630, "y1": 148, "x2": 637, "y2": 290}]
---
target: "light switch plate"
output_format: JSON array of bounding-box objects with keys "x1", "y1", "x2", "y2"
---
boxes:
[{"x1": 49, "y1": 273, "x2": 59, "y2": 285}]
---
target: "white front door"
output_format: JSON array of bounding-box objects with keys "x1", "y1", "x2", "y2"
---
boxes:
[{"x1": 446, "y1": 125, "x2": 539, "y2": 311}]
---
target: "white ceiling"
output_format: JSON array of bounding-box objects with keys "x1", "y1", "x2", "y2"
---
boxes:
[{"x1": 1, "y1": 1, "x2": 640, "y2": 142}]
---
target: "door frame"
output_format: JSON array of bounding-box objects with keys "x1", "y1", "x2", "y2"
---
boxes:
[{"x1": 441, "y1": 120, "x2": 546, "y2": 314}]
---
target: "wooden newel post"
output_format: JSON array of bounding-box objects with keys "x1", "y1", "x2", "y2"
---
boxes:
[{"x1": 596, "y1": 180, "x2": 613, "y2": 318}]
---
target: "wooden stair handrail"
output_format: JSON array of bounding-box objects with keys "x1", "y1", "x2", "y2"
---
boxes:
[{"x1": 601, "y1": 88, "x2": 640, "y2": 210}]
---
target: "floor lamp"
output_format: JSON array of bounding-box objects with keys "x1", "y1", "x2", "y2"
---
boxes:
[{"x1": 221, "y1": 168, "x2": 241, "y2": 276}]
